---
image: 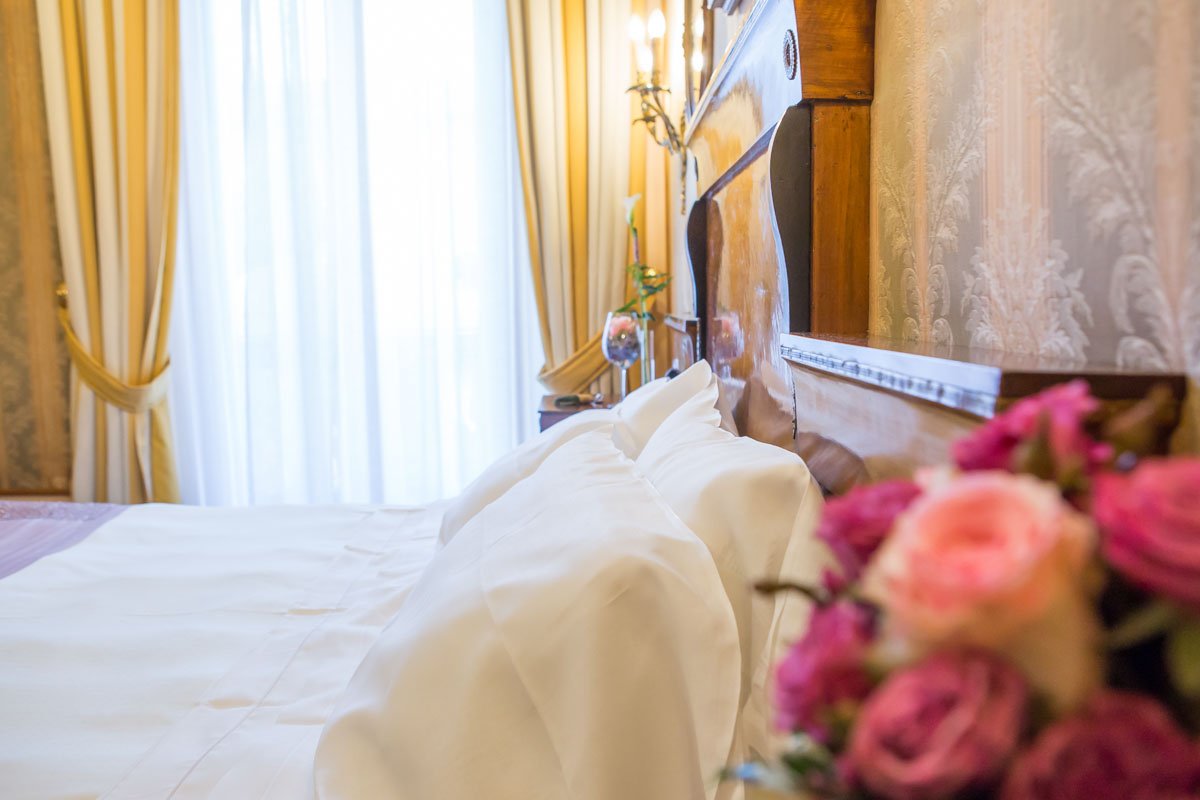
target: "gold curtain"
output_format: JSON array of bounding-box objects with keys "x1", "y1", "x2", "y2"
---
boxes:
[
  {"x1": 507, "y1": 0, "x2": 646, "y2": 395},
  {"x1": 35, "y1": 0, "x2": 180, "y2": 502},
  {"x1": 0, "y1": 0, "x2": 71, "y2": 494}
]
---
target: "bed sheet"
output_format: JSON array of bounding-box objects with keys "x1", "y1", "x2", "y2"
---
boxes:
[{"x1": 0, "y1": 502, "x2": 440, "y2": 799}]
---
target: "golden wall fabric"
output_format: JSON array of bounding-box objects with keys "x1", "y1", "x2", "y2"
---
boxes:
[
  {"x1": 36, "y1": 0, "x2": 181, "y2": 502},
  {"x1": 871, "y1": 0, "x2": 1200, "y2": 451},
  {"x1": 0, "y1": 0, "x2": 71, "y2": 494}
]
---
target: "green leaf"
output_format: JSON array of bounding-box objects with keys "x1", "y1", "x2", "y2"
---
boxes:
[
  {"x1": 1108, "y1": 600, "x2": 1178, "y2": 649},
  {"x1": 1167, "y1": 617, "x2": 1200, "y2": 698}
]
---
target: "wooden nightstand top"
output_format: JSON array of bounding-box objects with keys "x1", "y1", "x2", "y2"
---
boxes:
[{"x1": 537, "y1": 395, "x2": 613, "y2": 432}]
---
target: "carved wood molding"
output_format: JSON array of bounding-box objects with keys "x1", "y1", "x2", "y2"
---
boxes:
[{"x1": 782, "y1": 333, "x2": 1189, "y2": 420}]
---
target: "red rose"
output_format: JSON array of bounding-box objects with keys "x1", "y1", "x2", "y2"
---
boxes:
[
  {"x1": 817, "y1": 480, "x2": 921, "y2": 581},
  {"x1": 1094, "y1": 458, "x2": 1200, "y2": 610},
  {"x1": 775, "y1": 601, "x2": 875, "y2": 742},
  {"x1": 848, "y1": 649, "x2": 1028, "y2": 800},
  {"x1": 952, "y1": 381, "x2": 1110, "y2": 483},
  {"x1": 1002, "y1": 691, "x2": 1200, "y2": 800}
]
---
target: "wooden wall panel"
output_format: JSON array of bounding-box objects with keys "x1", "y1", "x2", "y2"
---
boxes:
[
  {"x1": 810, "y1": 102, "x2": 871, "y2": 335},
  {"x1": 792, "y1": 0, "x2": 876, "y2": 101}
]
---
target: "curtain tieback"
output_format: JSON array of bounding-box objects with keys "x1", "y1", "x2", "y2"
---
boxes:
[{"x1": 55, "y1": 285, "x2": 170, "y2": 414}]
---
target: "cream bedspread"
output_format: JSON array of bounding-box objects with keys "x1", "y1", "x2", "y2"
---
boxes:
[{"x1": 0, "y1": 502, "x2": 440, "y2": 799}]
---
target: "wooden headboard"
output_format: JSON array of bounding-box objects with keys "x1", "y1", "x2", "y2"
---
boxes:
[
  {"x1": 682, "y1": 0, "x2": 875, "y2": 447},
  {"x1": 678, "y1": 0, "x2": 1187, "y2": 491}
]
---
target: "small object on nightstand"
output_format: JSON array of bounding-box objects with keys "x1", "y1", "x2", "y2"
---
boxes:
[
  {"x1": 553, "y1": 392, "x2": 605, "y2": 408},
  {"x1": 538, "y1": 394, "x2": 612, "y2": 432}
]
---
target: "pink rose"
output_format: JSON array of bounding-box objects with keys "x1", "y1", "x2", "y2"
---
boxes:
[
  {"x1": 818, "y1": 480, "x2": 921, "y2": 582},
  {"x1": 863, "y1": 471, "x2": 1102, "y2": 709},
  {"x1": 1002, "y1": 691, "x2": 1200, "y2": 800},
  {"x1": 865, "y1": 471, "x2": 1093, "y2": 644},
  {"x1": 775, "y1": 600, "x2": 875, "y2": 742},
  {"x1": 848, "y1": 649, "x2": 1028, "y2": 800},
  {"x1": 953, "y1": 381, "x2": 1111, "y2": 483},
  {"x1": 1094, "y1": 458, "x2": 1200, "y2": 611}
]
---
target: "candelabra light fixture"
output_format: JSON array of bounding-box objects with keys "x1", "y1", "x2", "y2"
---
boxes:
[
  {"x1": 628, "y1": 9, "x2": 690, "y2": 211},
  {"x1": 628, "y1": 10, "x2": 684, "y2": 154}
]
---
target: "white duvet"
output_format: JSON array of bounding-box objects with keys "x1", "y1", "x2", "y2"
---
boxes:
[
  {"x1": 0, "y1": 417, "x2": 772, "y2": 799},
  {"x1": 0, "y1": 503, "x2": 440, "y2": 799}
]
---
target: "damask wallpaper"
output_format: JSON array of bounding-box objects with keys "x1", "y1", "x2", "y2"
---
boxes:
[
  {"x1": 0, "y1": 0, "x2": 71, "y2": 493},
  {"x1": 870, "y1": 0, "x2": 1200, "y2": 451}
]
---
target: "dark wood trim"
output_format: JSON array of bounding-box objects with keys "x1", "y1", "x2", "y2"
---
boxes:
[
  {"x1": 792, "y1": 0, "x2": 877, "y2": 101},
  {"x1": 768, "y1": 105, "x2": 813, "y2": 332},
  {"x1": 685, "y1": 197, "x2": 710, "y2": 358}
]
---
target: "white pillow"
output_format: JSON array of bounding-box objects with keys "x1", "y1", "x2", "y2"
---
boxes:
[
  {"x1": 438, "y1": 360, "x2": 720, "y2": 548},
  {"x1": 316, "y1": 431, "x2": 741, "y2": 800},
  {"x1": 635, "y1": 412, "x2": 828, "y2": 762},
  {"x1": 437, "y1": 408, "x2": 615, "y2": 547},
  {"x1": 612, "y1": 360, "x2": 720, "y2": 457}
]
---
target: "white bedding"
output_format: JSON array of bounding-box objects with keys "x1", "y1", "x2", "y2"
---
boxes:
[
  {"x1": 315, "y1": 430, "x2": 743, "y2": 800},
  {"x1": 0, "y1": 502, "x2": 441, "y2": 799},
  {"x1": 0, "y1": 362, "x2": 823, "y2": 799}
]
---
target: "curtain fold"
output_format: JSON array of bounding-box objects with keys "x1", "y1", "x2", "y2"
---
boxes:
[
  {"x1": 507, "y1": 0, "x2": 635, "y2": 395},
  {"x1": 35, "y1": 0, "x2": 180, "y2": 503},
  {"x1": 0, "y1": 0, "x2": 72, "y2": 494}
]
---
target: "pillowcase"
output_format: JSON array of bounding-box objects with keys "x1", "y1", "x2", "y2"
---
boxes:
[
  {"x1": 316, "y1": 431, "x2": 741, "y2": 800},
  {"x1": 612, "y1": 359, "x2": 720, "y2": 457},
  {"x1": 635, "y1": 410, "x2": 829, "y2": 762},
  {"x1": 438, "y1": 360, "x2": 720, "y2": 547},
  {"x1": 436, "y1": 408, "x2": 615, "y2": 548}
]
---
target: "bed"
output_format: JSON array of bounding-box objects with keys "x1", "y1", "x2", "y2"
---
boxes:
[
  {"x1": 4, "y1": 6, "x2": 854, "y2": 793},
  {"x1": 0, "y1": 363, "x2": 831, "y2": 799}
]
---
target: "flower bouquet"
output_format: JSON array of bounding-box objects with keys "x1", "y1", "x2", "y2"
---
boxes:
[{"x1": 733, "y1": 381, "x2": 1200, "y2": 799}]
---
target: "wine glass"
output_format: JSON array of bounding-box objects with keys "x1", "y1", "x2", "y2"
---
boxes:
[{"x1": 601, "y1": 311, "x2": 642, "y2": 401}]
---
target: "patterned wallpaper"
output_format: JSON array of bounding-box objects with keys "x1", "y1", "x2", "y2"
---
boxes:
[
  {"x1": 870, "y1": 0, "x2": 1200, "y2": 451},
  {"x1": 0, "y1": 0, "x2": 71, "y2": 493}
]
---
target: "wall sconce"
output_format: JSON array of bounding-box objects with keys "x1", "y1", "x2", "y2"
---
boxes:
[{"x1": 629, "y1": 9, "x2": 687, "y2": 211}]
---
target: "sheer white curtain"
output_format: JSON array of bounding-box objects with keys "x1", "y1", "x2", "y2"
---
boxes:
[{"x1": 172, "y1": 0, "x2": 543, "y2": 505}]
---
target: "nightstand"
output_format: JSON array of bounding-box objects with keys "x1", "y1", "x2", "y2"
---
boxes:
[{"x1": 538, "y1": 395, "x2": 612, "y2": 432}]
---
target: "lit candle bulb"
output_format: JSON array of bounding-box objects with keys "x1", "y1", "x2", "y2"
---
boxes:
[
  {"x1": 693, "y1": 11, "x2": 704, "y2": 39},
  {"x1": 628, "y1": 13, "x2": 645, "y2": 45},
  {"x1": 636, "y1": 43, "x2": 654, "y2": 77},
  {"x1": 647, "y1": 9, "x2": 666, "y2": 40},
  {"x1": 691, "y1": 49, "x2": 705, "y2": 74}
]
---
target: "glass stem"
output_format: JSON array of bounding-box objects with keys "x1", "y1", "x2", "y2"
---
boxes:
[
  {"x1": 639, "y1": 316, "x2": 652, "y2": 385},
  {"x1": 619, "y1": 367, "x2": 628, "y2": 401}
]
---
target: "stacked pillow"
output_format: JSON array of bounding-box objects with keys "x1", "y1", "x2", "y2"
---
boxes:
[
  {"x1": 323, "y1": 361, "x2": 829, "y2": 796},
  {"x1": 316, "y1": 430, "x2": 742, "y2": 799},
  {"x1": 635, "y1": 398, "x2": 827, "y2": 761},
  {"x1": 437, "y1": 361, "x2": 720, "y2": 548}
]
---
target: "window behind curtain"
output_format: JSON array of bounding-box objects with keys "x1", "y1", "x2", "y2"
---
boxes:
[{"x1": 172, "y1": 0, "x2": 543, "y2": 505}]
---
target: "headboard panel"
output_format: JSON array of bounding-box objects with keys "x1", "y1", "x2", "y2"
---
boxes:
[
  {"x1": 683, "y1": 0, "x2": 876, "y2": 445},
  {"x1": 679, "y1": 0, "x2": 1188, "y2": 491}
]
